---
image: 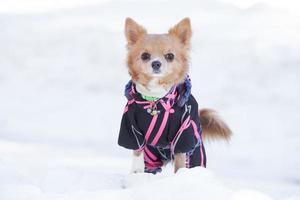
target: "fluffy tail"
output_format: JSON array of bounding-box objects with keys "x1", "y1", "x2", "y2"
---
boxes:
[{"x1": 199, "y1": 108, "x2": 232, "y2": 141}]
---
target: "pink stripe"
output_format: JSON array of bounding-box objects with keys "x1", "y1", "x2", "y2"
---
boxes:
[
  {"x1": 170, "y1": 116, "x2": 191, "y2": 152},
  {"x1": 149, "y1": 100, "x2": 174, "y2": 146},
  {"x1": 123, "y1": 100, "x2": 135, "y2": 113},
  {"x1": 144, "y1": 152, "x2": 154, "y2": 164},
  {"x1": 144, "y1": 147, "x2": 157, "y2": 161},
  {"x1": 128, "y1": 99, "x2": 135, "y2": 104},
  {"x1": 190, "y1": 120, "x2": 204, "y2": 167},
  {"x1": 166, "y1": 94, "x2": 176, "y2": 99},
  {"x1": 200, "y1": 143, "x2": 204, "y2": 167},
  {"x1": 135, "y1": 100, "x2": 151, "y2": 104},
  {"x1": 144, "y1": 152, "x2": 161, "y2": 166},
  {"x1": 151, "y1": 111, "x2": 169, "y2": 146},
  {"x1": 191, "y1": 120, "x2": 200, "y2": 140},
  {"x1": 143, "y1": 104, "x2": 153, "y2": 109},
  {"x1": 144, "y1": 115, "x2": 158, "y2": 142},
  {"x1": 171, "y1": 116, "x2": 190, "y2": 144},
  {"x1": 160, "y1": 100, "x2": 169, "y2": 110}
]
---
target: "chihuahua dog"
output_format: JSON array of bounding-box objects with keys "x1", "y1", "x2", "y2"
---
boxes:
[{"x1": 118, "y1": 18, "x2": 232, "y2": 174}]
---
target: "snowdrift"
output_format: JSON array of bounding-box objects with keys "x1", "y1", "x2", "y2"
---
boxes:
[{"x1": 0, "y1": 162, "x2": 273, "y2": 200}]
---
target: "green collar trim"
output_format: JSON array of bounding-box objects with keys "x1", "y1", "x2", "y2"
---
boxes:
[{"x1": 141, "y1": 94, "x2": 160, "y2": 101}]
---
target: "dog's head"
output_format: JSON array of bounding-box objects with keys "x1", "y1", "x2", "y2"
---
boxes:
[{"x1": 125, "y1": 18, "x2": 192, "y2": 89}]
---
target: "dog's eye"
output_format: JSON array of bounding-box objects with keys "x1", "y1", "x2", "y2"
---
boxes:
[
  {"x1": 164, "y1": 53, "x2": 174, "y2": 62},
  {"x1": 141, "y1": 52, "x2": 151, "y2": 61}
]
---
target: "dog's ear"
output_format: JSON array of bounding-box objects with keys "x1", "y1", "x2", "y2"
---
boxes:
[
  {"x1": 125, "y1": 18, "x2": 147, "y2": 46},
  {"x1": 168, "y1": 18, "x2": 192, "y2": 47}
]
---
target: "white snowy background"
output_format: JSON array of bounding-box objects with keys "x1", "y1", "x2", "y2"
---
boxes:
[{"x1": 0, "y1": 0, "x2": 299, "y2": 199}]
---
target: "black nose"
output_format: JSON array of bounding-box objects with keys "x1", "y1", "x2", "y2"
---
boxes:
[{"x1": 151, "y1": 61, "x2": 161, "y2": 70}]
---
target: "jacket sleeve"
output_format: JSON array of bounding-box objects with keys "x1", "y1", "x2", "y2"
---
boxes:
[{"x1": 118, "y1": 104, "x2": 145, "y2": 150}]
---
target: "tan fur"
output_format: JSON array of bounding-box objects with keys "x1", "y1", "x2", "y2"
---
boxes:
[
  {"x1": 168, "y1": 18, "x2": 192, "y2": 49},
  {"x1": 174, "y1": 153, "x2": 186, "y2": 173},
  {"x1": 199, "y1": 109, "x2": 232, "y2": 141},
  {"x1": 125, "y1": 18, "x2": 147, "y2": 46},
  {"x1": 125, "y1": 18, "x2": 191, "y2": 88},
  {"x1": 133, "y1": 150, "x2": 142, "y2": 157}
]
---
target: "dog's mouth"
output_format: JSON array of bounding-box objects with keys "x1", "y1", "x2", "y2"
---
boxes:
[
  {"x1": 151, "y1": 70, "x2": 164, "y2": 77},
  {"x1": 152, "y1": 69, "x2": 161, "y2": 74}
]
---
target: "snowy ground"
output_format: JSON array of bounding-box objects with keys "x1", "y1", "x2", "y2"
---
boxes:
[{"x1": 0, "y1": 0, "x2": 300, "y2": 199}]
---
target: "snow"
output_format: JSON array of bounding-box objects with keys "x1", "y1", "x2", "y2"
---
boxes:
[{"x1": 0, "y1": 0, "x2": 300, "y2": 199}]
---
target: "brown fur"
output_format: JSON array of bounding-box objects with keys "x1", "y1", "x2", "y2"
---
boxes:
[
  {"x1": 174, "y1": 153, "x2": 186, "y2": 173},
  {"x1": 199, "y1": 109, "x2": 232, "y2": 141},
  {"x1": 125, "y1": 18, "x2": 191, "y2": 88}
]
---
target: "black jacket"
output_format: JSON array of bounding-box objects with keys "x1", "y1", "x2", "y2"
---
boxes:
[{"x1": 118, "y1": 78, "x2": 202, "y2": 154}]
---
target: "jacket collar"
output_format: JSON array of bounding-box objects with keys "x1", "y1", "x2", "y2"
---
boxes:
[{"x1": 124, "y1": 76, "x2": 192, "y2": 107}]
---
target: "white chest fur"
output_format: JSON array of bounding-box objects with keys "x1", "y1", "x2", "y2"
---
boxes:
[{"x1": 135, "y1": 79, "x2": 172, "y2": 98}]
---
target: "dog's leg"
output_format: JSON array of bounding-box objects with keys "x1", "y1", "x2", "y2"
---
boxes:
[
  {"x1": 174, "y1": 153, "x2": 186, "y2": 173},
  {"x1": 131, "y1": 150, "x2": 145, "y2": 173}
]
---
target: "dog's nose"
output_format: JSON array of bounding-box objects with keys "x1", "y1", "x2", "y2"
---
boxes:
[{"x1": 151, "y1": 61, "x2": 161, "y2": 71}]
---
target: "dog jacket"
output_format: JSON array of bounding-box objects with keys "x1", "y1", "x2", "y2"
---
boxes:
[{"x1": 118, "y1": 77, "x2": 206, "y2": 173}]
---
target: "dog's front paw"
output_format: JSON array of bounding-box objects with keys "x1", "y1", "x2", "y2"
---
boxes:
[{"x1": 131, "y1": 153, "x2": 145, "y2": 173}]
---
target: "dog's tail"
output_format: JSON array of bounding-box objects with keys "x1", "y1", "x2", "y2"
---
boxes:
[{"x1": 199, "y1": 108, "x2": 232, "y2": 141}]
